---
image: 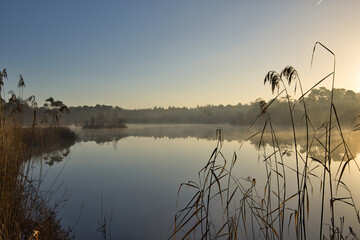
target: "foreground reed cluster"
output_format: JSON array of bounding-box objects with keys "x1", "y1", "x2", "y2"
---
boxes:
[
  {"x1": 0, "y1": 69, "x2": 74, "y2": 239},
  {"x1": 171, "y1": 43, "x2": 360, "y2": 239}
]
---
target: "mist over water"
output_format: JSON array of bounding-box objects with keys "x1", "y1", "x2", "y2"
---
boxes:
[
  {"x1": 32, "y1": 124, "x2": 360, "y2": 239},
  {"x1": 3, "y1": 1, "x2": 360, "y2": 238}
]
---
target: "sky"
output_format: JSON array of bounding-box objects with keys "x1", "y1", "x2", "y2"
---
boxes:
[{"x1": 1, "y1": 0, "x2": 360, "y2": 109}]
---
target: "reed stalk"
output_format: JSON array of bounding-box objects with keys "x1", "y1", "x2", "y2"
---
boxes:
[{"x1": 171, "y1": 43, "x2": 360, "y2": 240}]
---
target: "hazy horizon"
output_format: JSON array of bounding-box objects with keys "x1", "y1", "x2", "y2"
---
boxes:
[
  {"x1": 2, "y1": 2, "x2": 360, "y2": 237},
  {"x1": 62, "y1": 86, "x2": 359, "y2": 109},
  {"x1": 1, "y1": 1, "x2": 360, "y2": 108}
]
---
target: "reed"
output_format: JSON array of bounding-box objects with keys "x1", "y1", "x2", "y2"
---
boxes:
[
  {"x1": 0, "y1": 69, "x2": 73, "y2": 239},
  {"x1": 170, "y1": 43, "x2": 360, "y2": 239}
]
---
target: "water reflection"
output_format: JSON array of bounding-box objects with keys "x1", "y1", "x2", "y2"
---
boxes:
[
  {"x1": 43, "y1": 148, "x2": 71, "y2": 166},
  {"x1": 71, "y1": 124, "x2": 360, "y2": 162},
  {"x1": 72, "y1": 124, "x2": 240, "y2": 143},
  {"x1": 35, "y1": 124, "x2": 360, "y2": 239}
]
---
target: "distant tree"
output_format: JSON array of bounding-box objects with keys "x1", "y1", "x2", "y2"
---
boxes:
[{"x1": 43, "y1": 97, "x2": 69, "y2": 127}]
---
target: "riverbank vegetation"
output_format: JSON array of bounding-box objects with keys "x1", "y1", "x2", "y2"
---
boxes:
[
  {"x1": 0, "y1": 68, "x2": 74, "y2": 239},
  {"x1": 170, "y1": 43, "x2": 360, "y2": 239}
]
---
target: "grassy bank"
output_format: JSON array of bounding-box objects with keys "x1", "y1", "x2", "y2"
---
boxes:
[
  {"x1": 22, "y1": 126, "x2": 77, "y2": 156},
  {"x1": 0, "y1": 68, "x2": 75, "y2": 239},
  {"x1": 0, "y1": 125, "x2": 76, "y2": 239}
]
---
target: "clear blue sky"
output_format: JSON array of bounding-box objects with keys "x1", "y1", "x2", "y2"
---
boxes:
[{"x1": 1, "y1": 0, "x2": 360, "y2": 108}]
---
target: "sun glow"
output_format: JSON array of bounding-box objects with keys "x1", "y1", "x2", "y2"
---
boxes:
[{"x1": 355, "y1": 70, "x2": 360, "y2": 93}]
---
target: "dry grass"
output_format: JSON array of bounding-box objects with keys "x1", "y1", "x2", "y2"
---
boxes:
[
  {"x1": 170, "y1": 43, "x2": 360, "y2": 240},
  {"x1": 0, "y1": 68, "x2": 74, "y2": 239}
]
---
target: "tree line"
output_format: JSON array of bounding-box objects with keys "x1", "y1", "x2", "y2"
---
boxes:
[
  {"x1": 53, "y1": 87, "x2": 359, "y2": 128},
  {"x1": 6, "y1": 83, "x2": 358, "y2": 129},
  {"x1": 3, "y1": 66, "x2": 359, "y2": 129}
]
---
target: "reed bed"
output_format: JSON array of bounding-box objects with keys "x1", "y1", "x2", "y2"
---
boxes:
[
  {"x1": 0, "y1": 68, "x2": 73, "y2": 239},
  {"x1": 170, "y1": 43, "x2": 360, "y2": 240}
]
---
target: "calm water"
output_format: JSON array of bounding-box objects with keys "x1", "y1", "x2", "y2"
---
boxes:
[{"x1": 32, "y1": 124, "x2": 360, "y2": 239}]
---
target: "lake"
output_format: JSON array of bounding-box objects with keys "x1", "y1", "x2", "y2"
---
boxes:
[{"x1": 32, "y1": 124, "x2": 360, "y2": 239}]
